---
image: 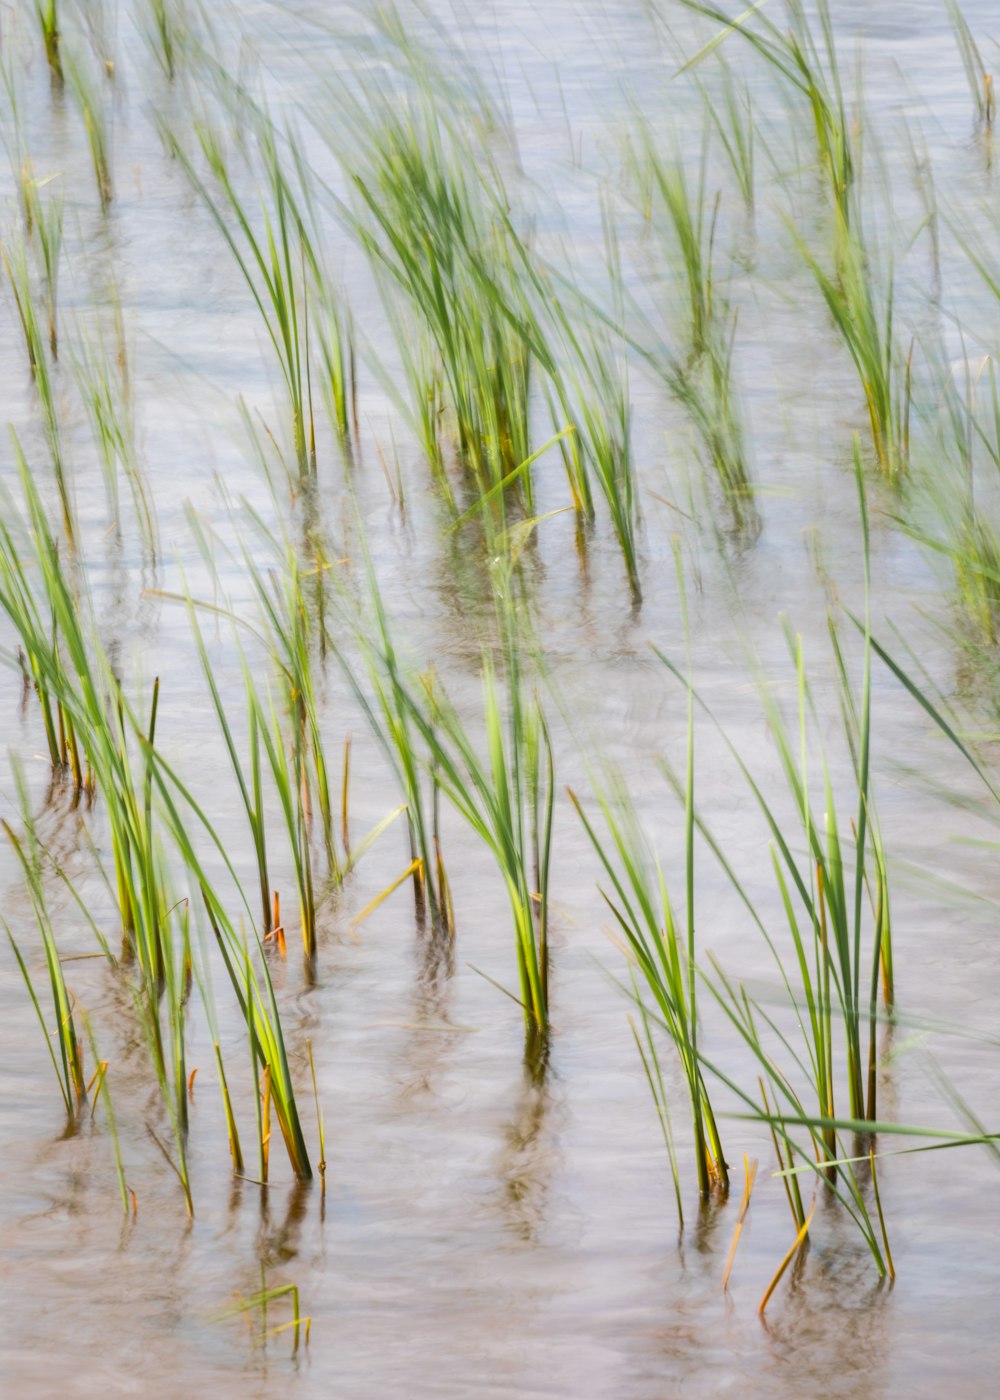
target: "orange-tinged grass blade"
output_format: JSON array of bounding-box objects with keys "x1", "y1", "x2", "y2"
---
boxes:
[
  {"x1": 351, "y1": 858, "x2": 423, "y2": 929},
  {"x1": 260, "y1": 1066, "x2": 272, "y2": 1184},
  {"x1": 722, "y1": 1154, "x2": 758, "y2": 1290},
  {"x1": 759, "y1": 1205, "x2": 815, "y2": 1316}
]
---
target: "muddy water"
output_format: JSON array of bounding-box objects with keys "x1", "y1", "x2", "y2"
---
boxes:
[{"x1": 2, "y1": 2, "x2": 1000, "y2": 1396}]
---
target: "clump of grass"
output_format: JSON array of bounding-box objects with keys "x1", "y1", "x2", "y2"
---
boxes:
[
  {"x1": 625, "y1": 516, "x2": 897, "y2": 1271},
  {"x1": 675, "y1": 0, "x2": 908, "y2": 473},
  {"x1": 166, "y1": 112, "x2": 354, "y2": 475},
  {"x1": 65, "y1": 52, "x2": 113, "y2": 211},
  {"x1": 335, "y1": 548, "x2": 453, "y2": 932},
  {"x1": 149, "y1": 781, "x2": 314, "y2": 1183},
  {"x1": 339, "y1": 540, "x2": 552, "y2": 1036},
  {"x1": 145, "y1": 0, "x2": 184, "y2": 80},
  {"x1": 795, "y1": 216, "x2": 908, "y2": 475},
  {"x1": 420, "y1": 644, "x2": 554, "y2": 1041},
  {"x1": 0, "y1": 457, "x2": 199, "y2": 1205},
  {"x1": 668, "y1": 322, "x2": 756, "y2": 534},
  {"x1": 19, "y1": 164, "x2": 62, "y2": 360},
  {"x1": 72, "y1": 303, "x2": 158, "y2": 553},
  {"x1": 949, "y1": 1, "x2": 994, "y2": 128},
  {"x1": 677, "y1": 0, "x2": 854, "y2": 229},
  {"x1": 1, "y1": 458, "x2": 318, "y2": 1193},
  {"x1": 3, "y1": 758, "x2": 86, "y2": 1115},
  {"x1": 662, "y1": 480, "x2": 891, "y2": 1129},
  {"x1": 330, "y1": 45, "x2": 547, "y2": 508},
  {"x1": 571, "y1": 552, "x2": 727, "y2": 1201},
  {"x1": 177, "y1": 509, "x2": 400, "y2": 960},
  {"x1": 626, "y1": 120, "x2": 757, "y2": 533},
  {"x1": 901, "y1": 355, "x2": 1000, "y2": 640},
  {"x1": 35, "y1": 1, "x2": 62, "y2": 83},
  {"x1": 538, "y1": 217, "x2": 642, "y2": 599},
  {"x1": 631, "y1": 128, "x2": 720, "y2": 362}
]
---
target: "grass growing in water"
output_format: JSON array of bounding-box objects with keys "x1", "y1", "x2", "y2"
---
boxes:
[
  {"x1": 34, "y1": 1, "x2": 62, "y2": 83},
  {"x1": 571, "y1": 551, "x2": 727, "y2": 1201},
  {"x1": 166, "y1": 112, "x2": 354, "y2": 475},
  {"x1": 329, "y1": 46, "x2": 547, "y2": 508}
]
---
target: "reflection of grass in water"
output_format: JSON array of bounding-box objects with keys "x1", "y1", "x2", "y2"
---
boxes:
[{"x1": 497, "y1": 1059, "x2": 554, "y2": 1244}]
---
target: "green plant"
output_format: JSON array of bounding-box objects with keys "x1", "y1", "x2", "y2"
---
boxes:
[
  {"x1": 3, "y1": 759, "x2": 86, "y2": 1115},
  {"x1": 34, "y1": 1, "x2": 62, "y2": 82},
  {"x1": 329, "y1": 46, "x2": 547, "y2": 507},
  {"x1": 676, "y1": 0, "x2": 855, "y2": 229},
  {"x1": 571, "y1": 552, "x2": 727, "y2": 1199},
  {"x1": 65, "y1": 53, "x2": 113, "y2": 211},
  {"x1": 165, "y1": 113, "x2": 353, "y2": 476}
]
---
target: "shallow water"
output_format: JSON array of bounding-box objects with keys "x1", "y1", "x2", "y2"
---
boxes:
[{"x1": 2, "y1": 2, "x2": 1000, "y2": 1396}]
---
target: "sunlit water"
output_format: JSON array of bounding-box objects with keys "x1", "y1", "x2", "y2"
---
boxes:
[{"x1": 2, "y1": 2, "x2": 1000, "y2": 1395}]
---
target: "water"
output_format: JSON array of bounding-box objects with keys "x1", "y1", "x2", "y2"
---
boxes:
[{"x1": 2, "y1": 2, "x2": 999, "y2": 1394}]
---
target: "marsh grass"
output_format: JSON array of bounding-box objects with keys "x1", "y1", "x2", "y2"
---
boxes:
[
  {"x1": 65, "y1": 51, "x2": 113, "y2": 211},
  {"x1": 627, "y1": 121, "x2": 757, "y2": 532},
  {"x1": 339, "y1": 539, "x2": 553, "y2": 1034},
  {"x1": 167, "y1": 113, "x2": 353, "y2": 475},
  {"x1": 1, "y1": 0, "x2": 997, "y2": 1305},
  {"x1": 571, "y1": 550, "x2": 727, "y2": 1199},
  {"x1": 949, "y1": 1, "x2": 994, "y2": 128},
  {"x1": 0, "y1": 457, "x2": 317, "y2": 1197},
  {"x1": 330, "y1": 56, "x2": 547, "y2": 508},
  {"x1": 794, "y1": 215, "x2": 908, "y2": 475},
  {"x1": 72, "y1": 305, "x2": 158, "y2": 553},
  {"x1": 34, "y1": 1, "x2": 62, "y2": 83},
  {"x1": 176, "y1": 507, "x2": 402, "y2": 960},
  {"x1": 3, "y1": 758, "x2": 86, "y2": 1115},
  {"x1": 543, "y1": 282, "x2": 641, "y2": 596},
  {"x1": 145, "y1": 0, "x2": 186, "y2": 80},
  {"x1": 677, "y1": 0, "x2": 855, "y2": 229},
  {"x1": 661, "y1": 469, "x2": 890, "y2": 1130},
  {"x1": 419, "y1": 640, "x2": 555, "y2": 1039},
  {"x1": 631, "y1": 127, "x2": 720, "y2": 363},
  {"x1": 20, "y1": 164, "x2": 62, "y2": 361},
  {"x1": 903, "y1": 356, "x2": 1000, "y2": 641},
  {"x1": 331, "y1": 529, "x2": 452, "y2": 930}
]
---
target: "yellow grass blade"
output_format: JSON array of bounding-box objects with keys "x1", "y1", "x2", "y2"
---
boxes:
[
  {"x1": 759, "y1": 1205, "x2": 815, "y2": 1315},
  {"x1": 721, "y1": 1154, "x2": 758, "y2": 1289},
  {"x1": 351, "y1": 858, "x2": 423, "y2": 929}
]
